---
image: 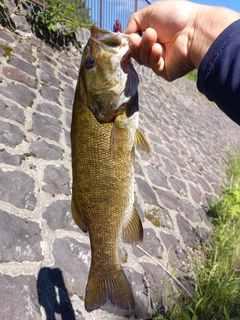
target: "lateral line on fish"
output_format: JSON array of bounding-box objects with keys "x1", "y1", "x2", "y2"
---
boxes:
[{"x1": 135, "y1": 244, "x2": 192, "y2": 298}]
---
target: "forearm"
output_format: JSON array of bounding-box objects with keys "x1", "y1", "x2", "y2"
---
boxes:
[{"x1": 197, "y1": 19, "x2": 240, "y2": 125}]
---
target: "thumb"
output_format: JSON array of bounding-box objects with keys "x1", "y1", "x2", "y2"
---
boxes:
[{"x1": 125, "y1": 8, "x2": 150, "y2": 34}]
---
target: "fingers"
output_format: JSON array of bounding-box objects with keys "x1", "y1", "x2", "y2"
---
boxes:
[
  {"x1": 128, "y1": 27, "x2": 166, "y2": 78},
  {"x1": 128, "y1": 28, "x2": 156, "y2": 64},
  {"x1": 138, "y1": 28, "x2": 157, "y2": 66},
  {"x1": 125, "y1": 7, "x2": 149, "y2": 34},
  {"x1": 149, "y1": 42, "x2": 165, "y2": 76},
  {"x1": 129, "y1": 33, "x2": 142, "y2": 64},
  {"x1": 125, "y1": 14, "x2": 140, "y2": 34}
]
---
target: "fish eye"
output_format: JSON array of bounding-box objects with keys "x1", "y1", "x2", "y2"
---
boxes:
[{"x1": 86, "y1": 56, "x2": 96, "y2": 69}]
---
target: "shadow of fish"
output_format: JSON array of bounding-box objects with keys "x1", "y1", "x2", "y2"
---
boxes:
[{"x1": 71, "y1": 26, "x2": 150, "y2": 312}]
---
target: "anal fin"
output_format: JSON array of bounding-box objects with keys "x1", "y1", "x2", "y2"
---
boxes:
[
  {"x1": 123, "y1": 204, "x2": 143, "y2": 244},
  {"x1": 134, "y1": 128, "x2": 150, "y2": 155}
]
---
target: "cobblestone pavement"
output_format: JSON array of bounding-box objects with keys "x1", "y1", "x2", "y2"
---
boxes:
[{"x1": 0, "y1": 27, "x2": 240, "y2": 320}]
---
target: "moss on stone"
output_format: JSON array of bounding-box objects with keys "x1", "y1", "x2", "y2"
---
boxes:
[{"x1": 0, "y1": 44, "x2": 13, "y2": 58}]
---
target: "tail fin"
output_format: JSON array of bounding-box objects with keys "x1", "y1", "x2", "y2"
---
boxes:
[{"x1": 85, "y1": 267, "x2": 135, "y2": 312}]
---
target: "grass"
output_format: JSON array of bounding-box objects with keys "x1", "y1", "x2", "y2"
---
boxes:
[
  {"x1": 153, "y1": 153, "x2": 240, "y2": 320},
  {"x1": 185, "y1": 70, "x2": 198, "y2": 82}
]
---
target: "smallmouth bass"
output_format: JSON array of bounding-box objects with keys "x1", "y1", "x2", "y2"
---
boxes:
[{"x1": 71, "y1": 26, "x2": 150, "y2": 312}]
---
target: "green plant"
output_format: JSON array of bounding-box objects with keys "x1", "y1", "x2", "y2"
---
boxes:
[
  {"x1": 145, "y1": 209, "x2": 162, "y2": 227},
  {"x1": 28, "y1": 0, "x2": 92, "y2": 48},
  {"x1": 226, "y1": 153, "x2": 240, "y2": 188},
  {"x1": 0, "y1": 44, "x2": 13, "y2": 58},
  {"x1": 40, "y1": 1, "x2": 90, "y2": 32},
  {"x1": 185, "y1": 69, "x2": 198, "y2": 82}
]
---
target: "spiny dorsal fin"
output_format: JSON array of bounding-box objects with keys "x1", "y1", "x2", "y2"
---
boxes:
[
  {"x1": 134, "y1": 128, "x2": 150, "y2": 155},
  {"x1": 85, "y1": 268, "x2": 135, "y2": 312},
  {"x1": 123, "y1": 204, "x2": 143, "y2": 244}
]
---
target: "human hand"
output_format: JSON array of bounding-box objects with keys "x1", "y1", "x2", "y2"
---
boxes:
[
  {"x1": 125, "y1": 1, "x2": 198, "y2": 81},
  {"x1": 125, "y1": 0, "x2": 240, "y2": 81}
]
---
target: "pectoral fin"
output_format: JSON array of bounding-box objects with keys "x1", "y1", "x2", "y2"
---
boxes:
[
  {"x1": 134, "y1": 128, "x2": 150, "y2": 155},
  {"x1": 71, "y1": 194, "x2": 88, "y2": 232},
  {"x1": 110, "y1": 117, "x2": 125, "y2": 155},
  {"x1": 110, "y1": 123, "x2": 119, "y2": 155},
  {"x1": 123, "y1": 204, "x2": 143, "y2": 244}
]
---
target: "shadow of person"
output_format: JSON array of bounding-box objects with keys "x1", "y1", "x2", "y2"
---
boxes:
[{"x1": 37, "y1": 267, "x2": 76, "y2": 320}]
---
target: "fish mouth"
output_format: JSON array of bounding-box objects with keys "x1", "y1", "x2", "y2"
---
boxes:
[
  {"x1": 91, "y1": 26, "x2": 130, "y2": 49},
  {"x1": 90, "y1": 26, "x2": 137, "y2": 93},
  {"x1": 91, "y1": 26, "x2": 139, "y2": 102},
  {"x1": 89, "y1": 26, "x2": 139, "y2": 122},
  {"x1": 90, "y1": 26, "x2": 131, "y2": 63}
]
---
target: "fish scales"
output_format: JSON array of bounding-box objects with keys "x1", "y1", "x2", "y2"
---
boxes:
[{"x1": 71, "y1": 26, "x2": 150, "y2": 312}]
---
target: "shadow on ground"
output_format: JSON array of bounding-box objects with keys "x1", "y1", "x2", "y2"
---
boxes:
[{"x1": 37, "y1": 267, "x2": 76, "y2": 320}]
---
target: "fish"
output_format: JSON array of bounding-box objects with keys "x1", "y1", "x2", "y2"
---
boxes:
[{"x1": 71, "y1": 26, "x2": 150, "y2": 312}]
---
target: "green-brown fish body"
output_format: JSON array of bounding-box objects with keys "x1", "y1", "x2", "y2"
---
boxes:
[{"x1": 71, "y1": 26, "x2": 150, "y2": 312}]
